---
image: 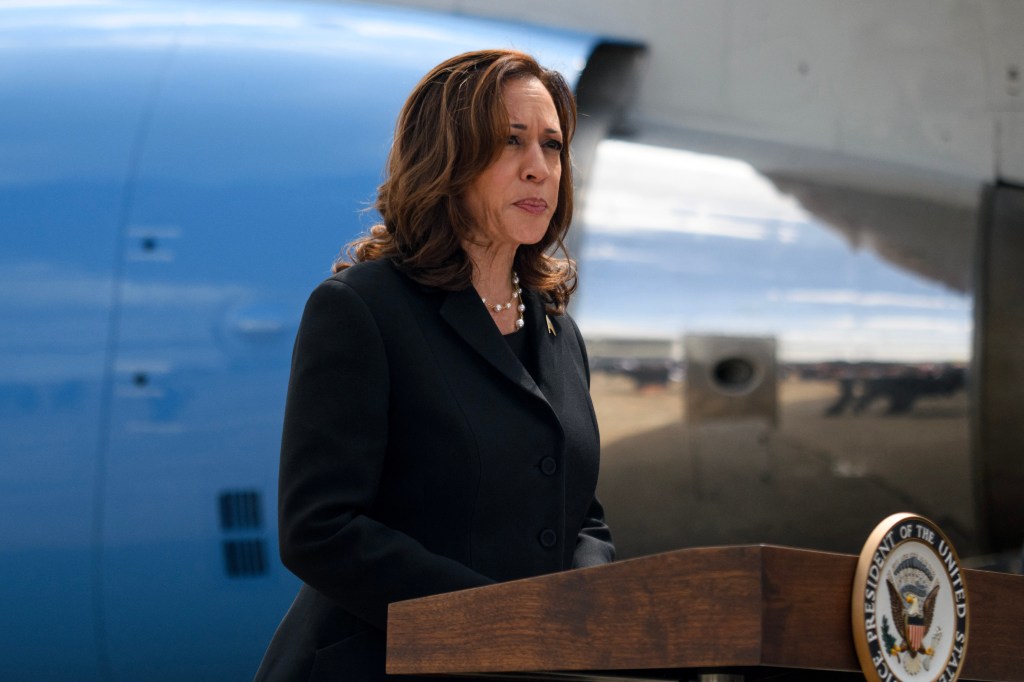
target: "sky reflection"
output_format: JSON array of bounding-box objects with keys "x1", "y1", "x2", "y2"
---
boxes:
[{"x1": 577, "y1": 141, "x2": 972, "y2": 363}]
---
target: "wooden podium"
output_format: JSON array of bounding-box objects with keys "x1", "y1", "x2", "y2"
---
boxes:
[{"x1": 388, "y1": 545, "x2": 1024, "y2": 681}]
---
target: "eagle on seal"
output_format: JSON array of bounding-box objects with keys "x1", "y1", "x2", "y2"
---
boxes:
[{"x1": 887, "y1": 577, "x2": 940, "y2": 674}]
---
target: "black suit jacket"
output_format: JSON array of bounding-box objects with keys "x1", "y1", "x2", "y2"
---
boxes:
[{"x1": 255, "y1": 258, "x2": 613, "y2": 681}]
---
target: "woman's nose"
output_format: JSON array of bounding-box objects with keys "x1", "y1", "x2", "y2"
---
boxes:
[{"x1": 521, "y1": 144, "x2": 550, "y2": 182}]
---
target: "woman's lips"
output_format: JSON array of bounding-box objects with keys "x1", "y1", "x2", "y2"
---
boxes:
[{"x1": 514, "y1": 198, "x2": 548, "y2": 215}]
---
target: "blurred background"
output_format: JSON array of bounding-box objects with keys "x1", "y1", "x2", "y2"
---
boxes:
[{"x1": 2, "y1": 0, "x2": 1022, "y2": 679}]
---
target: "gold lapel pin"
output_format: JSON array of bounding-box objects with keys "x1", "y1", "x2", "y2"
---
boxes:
[{"x1": 546, "y1": 315, "x2": 556, "y2": 336}]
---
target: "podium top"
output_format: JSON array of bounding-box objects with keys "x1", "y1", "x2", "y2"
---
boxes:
[{"x1": 387, "y1": 545, "x2": 1024, "y2": 681}]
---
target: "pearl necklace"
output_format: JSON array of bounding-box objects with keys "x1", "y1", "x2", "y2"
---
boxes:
[{"x1": 481, "y1": 271, "x2": 526, "y2": 330}]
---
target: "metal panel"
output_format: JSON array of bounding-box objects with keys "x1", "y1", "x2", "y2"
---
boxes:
[{"x1": 974, "y1": 182, "x2": 1024, "y2": 553}]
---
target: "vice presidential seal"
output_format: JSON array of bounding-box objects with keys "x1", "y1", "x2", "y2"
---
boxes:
[{"x1": 852, "y1": 513, "x2": 969, "y2": 682}]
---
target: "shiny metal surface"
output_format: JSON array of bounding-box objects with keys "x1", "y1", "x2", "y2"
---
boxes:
[{"x1": 576, "y1": 141, "x2": 975, "y2": 559}]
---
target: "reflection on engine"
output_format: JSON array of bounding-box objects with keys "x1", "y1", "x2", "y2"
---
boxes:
[{"x1": 575, "y1": 141, "x2": 973, "y2": 560}]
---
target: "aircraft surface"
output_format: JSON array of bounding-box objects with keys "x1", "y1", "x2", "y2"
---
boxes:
[
  {"x1": 2, "y1": 0, "x2": 1022, "y2": 680},
  {"x1": 0, "y1": 1, "x2": 631, "y2": 679}
]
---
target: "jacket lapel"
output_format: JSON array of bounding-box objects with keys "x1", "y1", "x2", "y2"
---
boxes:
[
  {"x1": 439, "y1": 286, "x2": 584, "y2": 442},
  {"x1": 439, "y1": 287, "x2": 548, "y2": 407},
  {"x1": 525, "y1": 290, "x2": 574, "y2": 431}
]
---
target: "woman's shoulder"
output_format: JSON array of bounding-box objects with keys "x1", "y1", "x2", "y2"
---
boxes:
[
  {"x1": 297, "y1": 260, "x2": 411, "y2": 338},
  {"x1": 308, "y1": 258, "x2": 433, "y2": 327},
  {"x1": 327, "y1": 257, "x2": 401, "y2": 289},
  {"x1": 317, "y1": 258, "x2": 416, "y2": 303}
]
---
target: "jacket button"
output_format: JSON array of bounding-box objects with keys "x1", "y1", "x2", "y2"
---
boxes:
[
  {"x1": 539, "y1": 528, "x2": 557, "y2": 548},
  {"x1": 539, "y1": 457, "x2": 557, "y2": 475}
]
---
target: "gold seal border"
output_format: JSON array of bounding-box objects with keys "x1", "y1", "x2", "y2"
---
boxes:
[{"x1": 851, "y1": 512, "x2": 970, "y2": 682}]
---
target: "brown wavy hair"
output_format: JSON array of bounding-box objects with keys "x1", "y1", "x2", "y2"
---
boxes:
[{"x1": 334, "y1": 49, "x2": 578, "y2": 313}]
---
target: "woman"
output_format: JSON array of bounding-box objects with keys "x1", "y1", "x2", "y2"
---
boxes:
[{"x1": 255, "y1": 49, "x2": 613, "y2": 682}]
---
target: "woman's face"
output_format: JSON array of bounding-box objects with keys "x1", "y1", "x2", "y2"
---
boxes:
[{"x1": 463, "y1": 76, "x2": 563, "y2": 251}]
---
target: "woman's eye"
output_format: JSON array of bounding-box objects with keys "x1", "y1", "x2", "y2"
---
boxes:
[
  {"x1": 545, "y1": 140, "x2": 564, "y2": 151},
  {"x1": 507, "y1": 135, "x2": 521, "y2": 146}
]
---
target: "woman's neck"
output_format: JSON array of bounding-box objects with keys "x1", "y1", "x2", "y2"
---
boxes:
[
  {"x1": 464, "y1": 242, "x2": 516, "y2": 300},
  {"x1": 464, "y1": 242, "x2": 522, "y2": 334}
]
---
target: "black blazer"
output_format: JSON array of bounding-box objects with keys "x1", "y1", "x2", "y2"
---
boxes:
[{"x1": 255, "y1": 258, "x2": 613, "y2": 682}]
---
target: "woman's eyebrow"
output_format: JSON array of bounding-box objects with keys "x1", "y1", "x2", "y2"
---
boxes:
[{"x1": 510, "y1": 122, "x2": 562, "y2": 135}]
